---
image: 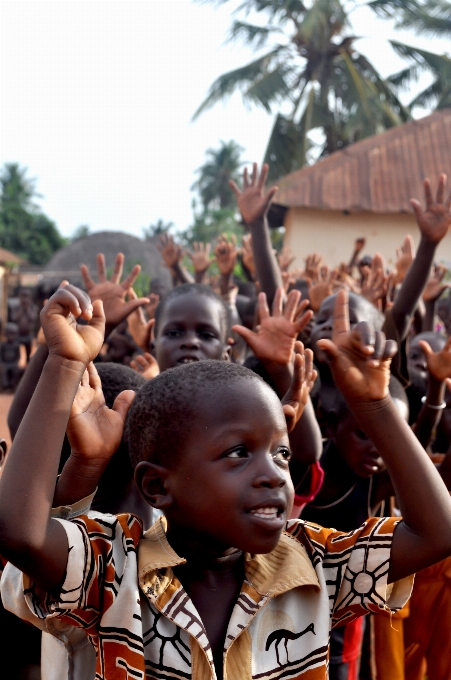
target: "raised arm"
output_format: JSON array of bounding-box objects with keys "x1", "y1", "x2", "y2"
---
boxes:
[
  {"x1": 230, "y1": 163, "x2": 282, "y2": 305},
  {"x1": 390, "y1": 176, "x2": 451, "y2": 342},
  {"x1": 318, "y1": 290, "x2": 451, "y2": 583},
  {"x1": 157, "y1": 233, "x2": 193, "y2": 286},
  {"x1": 0, "y1": 286, "x2": 105, "y2": 593}
]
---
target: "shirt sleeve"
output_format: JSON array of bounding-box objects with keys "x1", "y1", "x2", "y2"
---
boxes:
[
  {"x1": 2, "y1": 512, "x2": 142, "y2": 636},
  {"x1": 290, "y1": 516, "x2": 414, "y2": 627}
]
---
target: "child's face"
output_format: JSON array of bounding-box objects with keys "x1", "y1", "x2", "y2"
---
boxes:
[
  {"x1": 153, "y1": 295, "x2": 228, "y2": 372},
  {"x1": 309, "y1": 294, "x2": 374, "y2": 364},
  {"x1": 333, "y1": 397, "x2": 408, "y2": 477},
  {"x1": 163, "y1": 380, "x2": 294, "y2": 554},
  {"x1": 407, "y1": 332, "x2": 446, "y2": 379}
]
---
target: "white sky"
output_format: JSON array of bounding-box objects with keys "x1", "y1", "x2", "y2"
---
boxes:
[{"x1": 1, "y1": 0, "x2": 449, "y2": 239}]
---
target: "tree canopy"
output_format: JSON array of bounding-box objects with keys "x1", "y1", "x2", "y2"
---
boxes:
[{"x1": 0, "y1": 163, "x2": 66, "y2": 265}]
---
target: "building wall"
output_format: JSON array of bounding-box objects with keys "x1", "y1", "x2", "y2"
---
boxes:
[{"x1": 283, "y1": 208, "x2": 451, "y2": 270}]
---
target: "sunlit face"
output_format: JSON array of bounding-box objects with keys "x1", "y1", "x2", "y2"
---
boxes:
[
  {"x1": 309, "y1": 293, "x2": 380, "y2": 364},
  {"x1": 163, "y1": 380, "x2": 294, "y2": 554},
  {"x1": 153, "y1": 294, "x2": 228, "y2": 372}
]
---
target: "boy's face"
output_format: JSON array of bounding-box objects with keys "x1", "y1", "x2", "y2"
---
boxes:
[
  {"x1": 309, "y1": 294, "x2": 373, "y2": 364},
  {"x1": 407, "y1": 332, "x2": 445, "y2": 379},
  {"x1": 153, "y1": 295, "x2": 228, "y2": 372},
  {"x1": 162, "y1": 380, "x2": 294, "y2": 554},
  {"x1": 333, "y1": 397, "x2": 408, "y2": 477}
]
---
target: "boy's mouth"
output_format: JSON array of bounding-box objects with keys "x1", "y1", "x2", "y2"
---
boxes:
[
  {"x1": 250, "y1": 507, "x2": 280, "y2": 520},
  {"x1": 177, "y1": 356, "x2": 200, "y2": 364},
  {"x1": 247, "y1": 503, "x2": 286, "y2": 530}
]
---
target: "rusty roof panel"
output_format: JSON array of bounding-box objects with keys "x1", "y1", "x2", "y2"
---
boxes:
[{"x1": 274, "y1": 110, "x2": 451, "y2": 213}]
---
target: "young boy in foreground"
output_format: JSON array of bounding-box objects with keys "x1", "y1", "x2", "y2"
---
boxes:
[{"x1": 1, "y1": 287, "x2": 451, "y2": 680}]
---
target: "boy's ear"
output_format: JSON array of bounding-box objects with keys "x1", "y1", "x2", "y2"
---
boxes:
[
  {"x1": 222, "y1": 339, "x2": 233, "y2": 362},
  {"x1": 134, "y1": 461, "x2": 172, "y2": 509}
]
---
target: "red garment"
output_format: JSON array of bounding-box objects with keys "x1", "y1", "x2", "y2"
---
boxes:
[{"x1": 290, "y1": 461, "x2": 324, "y2": 519}]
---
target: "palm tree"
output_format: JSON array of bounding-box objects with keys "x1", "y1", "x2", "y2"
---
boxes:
[
  {"x1": 193, "y1": 0, "x2": 414, "y2": 180},
  {"x1": 191, "y1": 140, "x2": 244, "y2": 210}
]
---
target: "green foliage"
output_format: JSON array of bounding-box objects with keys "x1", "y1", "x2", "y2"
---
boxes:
[
  {"x1": 71, "y1": 224, "x2": 91, "y2": 241},
  {"x1": 183, "y1": 205, "x2": 242, "y2": 246},
  {"x1": 195, "y1": 0, "x2": 449, "y2": 181},
  {"x1": 143, "y1": 219, "x2": 174, "y2": 240},
  {"x1": 0, "y1": 163, "x2": 66, "y2": 264},
  {"x1": 191, "y1": 140, "x2": 244, "y2": 211}
]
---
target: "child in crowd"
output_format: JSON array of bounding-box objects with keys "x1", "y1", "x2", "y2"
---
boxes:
[
  {"x1": 0, "y1": 322, "x2": 22, "y2": 391},
  {"x1": 1, "y1": 285, "x2": 451, "y2": 680}
]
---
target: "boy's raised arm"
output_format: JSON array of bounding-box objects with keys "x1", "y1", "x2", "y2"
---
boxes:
[
  {"x1": 230, "y1": 163, "x2": 282, "y2": 306},
  {"x1": 0, "y1": 286, "x2": 105, "y2": 593},
  {"x1": 318, "y1": 291, "x2": 451, "y2": 584}
]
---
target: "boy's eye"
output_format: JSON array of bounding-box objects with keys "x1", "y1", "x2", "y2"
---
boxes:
[
  {"x1": 199, "y1": 330, "x2": 218, "y2": 341},
  {"x1": 273, "y1": 447, "x2": 292, "y2": 462},
  {"x1": 356, "y1": 430, "x2": 368, "y2": 441},
  {"x1": 225, "y1": 446, "x2": 247, "y2": 459},
  {"x1": 165, "y1": 329, "x2": 182, "y2": 338}
]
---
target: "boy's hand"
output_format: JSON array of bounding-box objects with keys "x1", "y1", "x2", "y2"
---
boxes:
[
  {"x1": 130, "y1": 352, "x2": 160, "y2": 380},
  {"x1": 232, "y1": 288, "x2": 312, "y2": 365},
  {"x1": 306, "y1": 266, "x2": 340, "y2": 312},
  {"x1": 303, "y1": 253, "x2": 323, "y2": 281},
  {"x1": 40, "y1": 284, "x2": 105, "y2": 366},
  {"x1": 411, "y1": 174, "x2": 451, "y2": 244},
  {"x1": 422, "y1": 264, "x2": 450, "y2": 302},
  {"x1": 157, "y1": 233, "x2": 184, "y2": 269},
  {"x1": 277, "y1": 247, "x2": 296, "y2": 273},
  {"x1": 215, "y1": 234, "x2": 238, "y2": 276},
  {"x1": 80, "y1": 253, "x2": 149, "y2": 330},
  {"x1": 66, "y1": 362, "x2": 135, "y2": 465},
  {"x1": 281, "y1": 341, "x2": 317, "y2": 433},
  {"x1": 395, "y1": 235, "x2": 415, "y2": 284},
  {"x1": 230, "y1": 163, "x2": 278, "y2": 226},
  {"x1": 317, "y1": 290, "x2": 397, "y2": 403},
  {"x1": 126, "y1": 288, "x2": 155, "y2": 351},
  {"x1": 419, "y1": 335, "x2": 451, "y2": 383},
  {"x1": 360, "y1": 253, "x2": 388, "y2": 310},
  {"x1": 354, "y1": 237, "x2": 366, "y2": 254},
  {"x1": 187, "y1": 241, "x2": 215, "y2": 277}
]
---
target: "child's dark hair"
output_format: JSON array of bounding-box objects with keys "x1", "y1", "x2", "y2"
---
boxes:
[
  {"x1": 153, "y1": 284, "x2": 232, "y2": 340},
  {"x1": 126, "y1": 360, "x2": 266, "y2": 468},
  {"x1": 90, "y1": 363, "x2": 146, "y2": 510}
]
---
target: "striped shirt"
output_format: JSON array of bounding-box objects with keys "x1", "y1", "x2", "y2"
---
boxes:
[{"x1": 2, "y1": 513, "x2": 413, "y2": 680}]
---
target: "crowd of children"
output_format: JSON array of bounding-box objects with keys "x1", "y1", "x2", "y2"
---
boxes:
[{"x1": 1, "y1": 163, "x2": 451, "y2": 680}]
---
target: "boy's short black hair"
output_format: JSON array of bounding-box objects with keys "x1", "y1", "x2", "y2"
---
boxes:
[
  {"x1": 153, "y1": 283, "x2": 232, "y2": 340},
  {"x1": 90, "y1": 363, "x2": 146, "y2": 509},
  {"x1": 126, "y1": 360, "x2": 266, "y2": 469}
]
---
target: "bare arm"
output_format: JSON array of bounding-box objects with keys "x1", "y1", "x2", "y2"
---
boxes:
[
  {"x1": 230, "y1": 163, "x2": 282, "y2": 306},
  {"x1": 7, "y1": 342, "x2": 49, "y2": 440},
  {"x1": 318, "y1": 290, "x2": 451, "y2": 583},
  {"x1": 0, "y1": 287, "x2": 105, "y2": 593}
]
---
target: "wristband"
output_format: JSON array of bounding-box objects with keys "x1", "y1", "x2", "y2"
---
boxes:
[{"x1": 421, "y1": 396, "x2": 447, "y2": 410}]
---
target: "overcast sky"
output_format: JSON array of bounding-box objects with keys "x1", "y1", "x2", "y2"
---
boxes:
[{"x1": 1, "y1": 0, "x2": 449, "y2": 240}]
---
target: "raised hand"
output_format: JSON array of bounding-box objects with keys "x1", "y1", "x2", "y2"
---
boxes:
[
  {"x1": 241, "y1": 234, "x2": 257, "y2": 278},
  {"x1": 187, "y1": 241, "x2": 215, "y2": 281},
  {"x1": 66, "y1": 362, "x2": 135, "y2": 464},
  {"x1": 306, "y1": 266, "x2": 340, "y2": 312},
  {"x1": 411, "y1": 174, "x2": 451, "y2": 244},
  {"x1": 130, "y1": 352, "x2": 160, "y2": 380},
  {"x1": 281, "y1": 341, "x2": 317, "y2": 433},
  {"x1": 157, "y1": 233, "x2": 184, "y2": 269},
  {"x1": 215, "y1": 233, "x2": 238, "y2": 276},
  {"x1": 229, "y1": 163, "x2": 278, "y2": 226},
  {"x1": 419, "y1": 335, "x2": 451, "y2": 383},
  {"x1": 423, "y1": 264, "x2": 450, "y2": 303},
  {"x1": 40, "y1": 284, "x2": 105, "y2": 366},
  {"x1": 126, "y1": 287, "x2": 155, "y2": 351},
  {"x1": 360, "y1": 253, "x2": 388, "y2": 309},
  {"x1": 304, "y1": 253, "x2": 323, "y2": 281},
  {"x1": 80, "y1": 253, "x2": 149, "y2": 332},
  {"x1": 277, "y1": 247, "x2": 296, "y2": 273},
  {"x1": 232, "y1": 288, "x2": 312, "y2": 365},
  {"x1": 395, "y1": 235, "x2": 415, "y2": 284},
  {"x1": 146, "y1": 293, "x2": 160, "y2": 320},
  {"x1": 317, "y1": 290, "x2": 397, "y2": 403}
]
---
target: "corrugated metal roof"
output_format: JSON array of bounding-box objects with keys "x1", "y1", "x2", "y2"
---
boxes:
[{"x1": 274, "y1": 110, "x2": 451, "y2": 213}]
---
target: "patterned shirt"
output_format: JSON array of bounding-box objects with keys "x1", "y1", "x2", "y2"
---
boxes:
[{"x1": 2, "y1": 513, "x2": 413, "y2": 680}]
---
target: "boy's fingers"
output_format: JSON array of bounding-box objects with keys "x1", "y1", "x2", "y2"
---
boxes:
[
  {"x1": 258, "y1": 292, "x2": 270, "y2": 321},
  {"x1": 332, "y1": 289, "x2": 350, "y2": 340},
  {"x1": 423, "y1": 178, "x2": 433, "y2": 207},
  {"x1": 353, "y1": 321, "x2": 375, "y2": 351},
  {"x1": 110, "y1": 253, "x2": 124, "y2": 284},
  {"x1": 80, "y1": 264, "x2": 95, "y2": 290},
  {"x1": 294, "y1": 309, "x2": 313, "y2": 334},
  {"x1": 231, "y1": 324, "x2": 254, "y2": 346},
  {"x1": 251, "y1": 162, "x2": 258, "y2": 185},
  {"x1": 96, "y1": 253, "x2": 107, "y2": 283},
  {"x1": 418, "y1": 340, "x2": 434, "y2": 357},
  {"x1": 257, "y1": 163, "x2": 268, "y2": 189},
  {"x1": 284, "y1": 289, "x2": 300, "y2": 320},
  {"x1": 86, "y1": 361, "x2": 101, "y2": 389},
  {"x1": 294, "y1": 298, "x2": 310, "y2": 321},
  {"x1": 265, "y1": 185, "x2": 278, "y2": 206},
  {"x1": 316, "y1": 338, "x2": 339, "y2": 360},
  {"x1": 112, "y1": 390, "x2": 136, "y2": 420},
  {"x1": 382, "y1": 339, "x2": 398, "y2": 361},
  {"x1": 271, "y1": 288, "x2": 284, "y2": 317},
  {"x1": 122, "y1": 298, "x2": 151, "y2": 319},
  {"x1": 243, "y1": 167, "x2": 250, "y2": 189},
  {"x1": 436, "y1": 173, "x2": 446, "y2": 204},
  {"x1": 121, "y1": 264, "x2": 141, "y2": 290}
]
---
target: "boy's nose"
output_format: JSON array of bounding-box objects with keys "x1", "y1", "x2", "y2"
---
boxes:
[
  {"x1": 252, "y1": 454, "x2": 286, "y2": 489},
  {"x1": 181, "y1": 332, "x2": 200, "y2": 349}
]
